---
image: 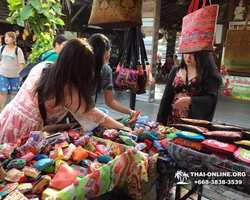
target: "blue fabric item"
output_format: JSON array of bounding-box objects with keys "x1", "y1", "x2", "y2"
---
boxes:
[
  {"x1": 118, "y1": 130, "x2": 138, "y2": 141},
  {"x1": 33, "y1": 154, "x2": 48, "y2": 160},
  {"x1": 33, "y1": 158, "x2": 54, "y2": 171},
  {"x1": 153, "y1": 140, "x2": 166, "y2": 152},
  {"x1": 176, "y1": 131, "x2": 205, "y2": 142},
  {"x1": 121, "y1": 115, "x2": 131, "y2": 127},
  {"x1": 97, "y1": 154, "x2": 112, "y2": 164},
  {"x1": 136, "y1": 116, "x2": 149, "y2": 124}
]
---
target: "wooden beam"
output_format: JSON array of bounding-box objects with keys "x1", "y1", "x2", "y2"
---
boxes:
[{"x1": 71, "y1": 4, "x2": 87, "y2": 23}]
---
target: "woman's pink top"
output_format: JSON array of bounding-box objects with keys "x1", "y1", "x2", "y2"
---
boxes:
[{"x1": 0, "y1": 62, "x2": 107, "y2": 144}]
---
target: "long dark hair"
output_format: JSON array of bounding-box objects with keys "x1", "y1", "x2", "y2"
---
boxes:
[
  {"x1": 179, "y1": 51, "x2": 222, "y2": 92},
  {"x1": 33, "y1": 39, "x2": 95, "y2": 112},
  {"x1": 53, "y1": 34, "x2": 69, "y2": 47},
  {"x1": 88, "y1": 34, "x2": 111, "y2": 100}
]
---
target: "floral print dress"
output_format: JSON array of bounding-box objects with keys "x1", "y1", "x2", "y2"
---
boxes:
[
  {"x1": 0, "y1": 62, "x2": 107, "y2": 144},
  {"x1": 167, "y1": 70, "x2": 199, "y2": 126}
]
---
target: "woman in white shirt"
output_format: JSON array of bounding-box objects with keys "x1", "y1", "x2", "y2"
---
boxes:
[{"x1": 0, "y1": 32, "x2": 25, "y2": 111}]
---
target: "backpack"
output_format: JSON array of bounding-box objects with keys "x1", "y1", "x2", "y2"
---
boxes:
[
  {"x1": 1, "y1": 45, "x2": 18, "y2": 57},
  {"x1": 19, "y1": 51, "x2": 56, "y2": 83}
]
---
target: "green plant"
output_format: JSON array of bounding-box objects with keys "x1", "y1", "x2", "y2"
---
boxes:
[{"x1": 6, "y1": 0, "x2": 72, "y2": 62}]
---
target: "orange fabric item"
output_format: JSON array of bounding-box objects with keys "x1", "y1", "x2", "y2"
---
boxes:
[{"x1": 71, "y1": 146, "x2": 88, "y2": 163}]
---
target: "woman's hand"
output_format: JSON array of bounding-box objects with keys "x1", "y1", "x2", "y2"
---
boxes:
[
  {"x1": 121, "y1": 126, "x2": 132, "y2": 132},
  {"x1": 172, "y1": 97, "x2": 191, "y2": 110}
]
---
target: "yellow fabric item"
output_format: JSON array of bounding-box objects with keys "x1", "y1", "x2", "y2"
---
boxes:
[
  {"x1": 42, "y1": 188, "x2": 59, "y2": 200},
  {"x1": 54, "y1": 160, "x2": 66, "y2": 173},
  {"x1": 49, "y1": 147, "x2": 64, "y2": 162},
  {"x1": 235, "y1": 140, "x2": 250, "y2": 146}
]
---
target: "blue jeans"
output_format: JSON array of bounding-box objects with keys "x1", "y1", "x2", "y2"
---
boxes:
[{"x1": 0, "y1": 75, "x2": 19, "y2": 94}]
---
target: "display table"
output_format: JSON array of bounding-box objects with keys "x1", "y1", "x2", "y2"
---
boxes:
[{"x1": 156, "y1": 140, "x2": 250, "y2": 200}]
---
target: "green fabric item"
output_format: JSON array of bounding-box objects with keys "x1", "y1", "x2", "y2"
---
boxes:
[
  {"x1": 43, "y1": 165, "x2": 55, "y2": 173},
  {"x1": 41, "y1": 51, "x2": 58, "y2": 62},
  {"x1": 167, "y1": 133, "x2": 177, "y2": 139}
]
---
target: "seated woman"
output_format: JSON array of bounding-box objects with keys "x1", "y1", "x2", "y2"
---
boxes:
[
  {"x1": 0, "y1": 39, "x2": 126, "y2": 143},
  {"x1": 157, "y1": 51, "x2": 222, "y2": 126}
]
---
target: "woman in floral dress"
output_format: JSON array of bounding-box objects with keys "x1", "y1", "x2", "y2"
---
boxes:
[
  {"x1": 0, "y1": 39, "x2": 127, "y2": 143},
  {"x1": 157, "y1": 51, "x2": 222, "y2": 126}
]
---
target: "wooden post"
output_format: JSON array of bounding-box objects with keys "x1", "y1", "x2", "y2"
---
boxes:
[{"x1": 138, "y1": 0, "x2": 162, "y2": 103}]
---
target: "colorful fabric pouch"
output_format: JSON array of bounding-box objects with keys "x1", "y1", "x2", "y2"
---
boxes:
[
  {"x1": 17, "y1": 183, "x2": 33, "y2": 194},
  {"x1": 70, "y1": 164, "x2": 87, "y2": 178},
  {"x1": 166, "y1": 133, "x2": 177, "y2": 139},
  {"x1": 119, "y1": 135, "x2": 137, "y2": 147},
  {"x1": 31, "y1": 175, "x2": 51, "y2": 194},
  {"x1": 7, "y1": 159, "x2": 26, "y2": 170},
  {"x1": 0, "y1": 183, "x2": 19, "y2": 198},
  {"x1": 68, "y1": 130, "x2": 80, "y2": 140},
  {"x1": 118, "y1": 130, "x2": 138, "y2": 141},
  {"x1": 111, "y1": 145, "x2": 125, "y2": 156},
  {"x1": 28, "y1": 131, "x2": 45, "y2": 144},
  {"x1": 159, "y1": 137, "x2": 172, "y2": 151},
  {"x1": 74, "y1": 135, "x2": 90, "y2": 147},
  {"x1": 150, "y1": 130, "x2": 167, "y2": 140},
  {"x1": 128, "y1": 110, "x2": 141, "y2": 125},
  {"x1": 42, "y1": 188, "x2": 59, "y2": 200},
  {"x1": 180, "y1": 118, "x2": 212, "y2": 127},
  {"x1": 172, "y1": 124, "x2": 208, "y2": 134},
  {"x1": 5, "y1": 168, "x2": 24, "y2": 182},
  {"x1": 20, "y1": 152, "x2": 35, "y2": 162},
  {"x1": 201, "y1": 139, "x2": 237, "y2": 154},
  {"x1": 55, "y1": 141, "x2": 68, "y2": 149},
  {"x1": 145, "y1": 120, "x2": 159, "y2": 128},
  {"x1": 19, "y1": 141, "x2": 39, "y2": 156},
  {"x1": 135, "y1": 116, "x2": 148, "y2": 124},
  {"x1": 176, "y1": 131, "x2": 205, "y2": 142},
  {"x1": 234, "y1": 147, "x2": 250, "y2": 164},
  {"x1": 72, "y1": 146, "x2": 88, "y2": 163},
  {"x1": 203, "y1": 131, "x2": 242, "y2": 143},
  {"x1": 34, "y1": 154, "x2": 48, "y2": 160},
  {"x1": 49, "y1": 163, "x2": 78, "y2": 190},
  {"x1": 234, "y1": 140, "x2": 250, "y2": 150},
  {"x1": 22, "y1": 166, "x2": 41, "y2": 178},
  {"x1": 208, "y1": 125, "x2": 242, "y2": 132},
  {"x1": 116, "y1": 68, "x2": 139, "y2": 88},
  {"x1": 103, "y1": 129, "x2": 119, "y2": 140},
  {"x1": 63, "y1": 143, "x2": 77, "y2": 160},
  {"x1": 5, "y1": 190, "x2": 28, "y2": 200},
  {"x1": 173, "y1": 138, "x2": 203, "y2": 151},
  {"x1": 83, "y1": 143, "x2": 96, "y2": 152},
  {"x1": 33, "y1": 158, "x2": 54, "y2": 171},
  {"x1": 0, "y1": 162, "x2": 7, "y2": 179},
  {"x1": 139, "y1": 132, "x2": 158, "y2": 141},
  {"x1": 157, "y1": 125, "x2": 170, "y2": 134},
  {"x1": 49, "y1": 147, "x2": 64, "y2": 161},
  {"x1": 153, "y1": 140, "x2": 166, "y2": 152},
  {"x1": 85, "y1": 150, "x2": 98, "y2": 159},
  {"x1": 95, "y1": 145, "x2": 109, "y2": 155}
]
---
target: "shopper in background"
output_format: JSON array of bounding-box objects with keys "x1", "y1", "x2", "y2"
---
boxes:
[
  {"x1": 41, "y1": 34, "x2": 69, "y2": 62},
  {"x1": 0, "y1": 39, "x2": 127, "y2": 143},
  {"x1": 157, "y1": 51, "x2": 222, "y2": 126},
  {"x1": 88, "y1": 33, "x2": 134, "y2": 116},
  {"x1": 164, "y1": 54, "x2": 174, "y2": 81},
  {"x1": 0, "y1": 32, "x2": 25, "y2": 111},
  {"x1": 174, "y1": 55, "x2": 179, "y2": 65}
]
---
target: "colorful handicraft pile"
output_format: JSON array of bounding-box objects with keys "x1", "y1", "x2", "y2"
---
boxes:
[{"x1": 158, "y1": 118, "x2": 250, "y2": 166}]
